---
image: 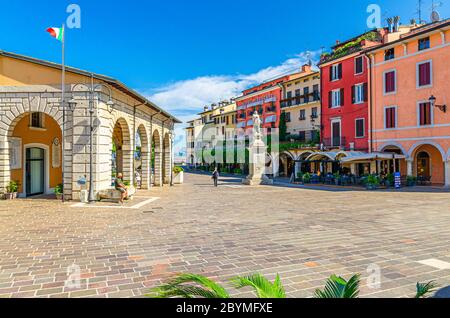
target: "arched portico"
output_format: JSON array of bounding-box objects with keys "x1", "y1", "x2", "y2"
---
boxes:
[
  {"x1": 112, "y1": 118, "x2": 133, "y2": 183},
  {"x1": 408, "y1": 142, "x2": 445, "y2": 184},
  {"x1": 152, "y1": 129, "x2": 162, "y2": 186},
  {"x1": 136, "y1": 124, "x2": 150, "y2": 189},
  {"x1": 1, "y1": 110, "x2": 64, "y2": 197},
  {"x1": 162, "y1": 133, "x2": 171, "y2": 184}
]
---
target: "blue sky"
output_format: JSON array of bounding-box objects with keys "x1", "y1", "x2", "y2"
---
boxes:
[{"x1": 1, "y1": 0, "x2": 449, "y2": 154}]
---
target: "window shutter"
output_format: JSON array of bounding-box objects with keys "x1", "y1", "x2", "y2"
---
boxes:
[
  {"x1": 338, "y1": 64, "x2": 342, "y2": 79},
  {"x1": 363, "y1": 83, "x2": 368, "y2": 102},
  {"x1": 328, "y1": 91, "x2": 332, "y2": 108},
  {"x1": 351, "y1": 85, "x2": 355, "y2": 104},
  {"x1": 340, "y1": 88, "x2": 344, "y2": 106},
  {"x1": 419, "y1": 103, "x2": 425, "y2": 125},
  {"x1": 329, "y1": 66, "x2": 333, "y2": 81}
]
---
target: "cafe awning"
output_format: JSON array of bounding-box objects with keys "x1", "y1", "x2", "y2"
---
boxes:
[
  {"x1": 340, "y1": 152, "x2": 406, "y2": 163},
  {"x1": 305, "y1": 151, "x2": 365, "y2": 162}
]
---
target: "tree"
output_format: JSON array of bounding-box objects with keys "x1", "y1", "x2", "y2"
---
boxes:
[{"x1": 279, "y1": 112, "x2": 288, "y2": 142}]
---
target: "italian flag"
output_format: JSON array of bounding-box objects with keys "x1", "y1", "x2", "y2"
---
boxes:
[{"x1": 46, "y1": 26, "x2": 64, "y2": 42}]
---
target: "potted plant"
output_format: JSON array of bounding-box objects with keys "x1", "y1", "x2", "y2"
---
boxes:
[
  {"x1": 173, "y1": 166, "x2": 184, "y2": 184},
  {"x1": 5, "y1": 180, "x2": 19, "y2": 200},
  {"x1": 366, "y1": 175, "x2": 380, "y2": 190},
  {"x1": 297, "y1": 172, "x2": 304, "y2": 183},
  {"x1": 54, "y1": 183, "x2": 63, "y2": 200},
  {"x1": 333, "y1": 172, "x2": 341, "y2": 185},
  {"x1": 303, "y1": 173, "x2": 311, "y2": 184},
  {"x1": 385, "y1": 173, "x2": 395, "y2": 188},
  {"x1": 406, "y1": 175, "x2": 417, "y2": 187}
]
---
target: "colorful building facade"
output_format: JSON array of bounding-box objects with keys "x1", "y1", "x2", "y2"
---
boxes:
[
  {"x1": 319, "y1": 30, "x2": 388, "y2": 152},
  {"x1": 366, "y1": 19, "x2": 450, "y2": 186}
]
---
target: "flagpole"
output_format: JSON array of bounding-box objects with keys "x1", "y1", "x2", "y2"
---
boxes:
[{"x1": 61, "y1": 24, "x2": 66, "y2": 202}]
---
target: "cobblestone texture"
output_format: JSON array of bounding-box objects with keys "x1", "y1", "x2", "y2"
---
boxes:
[{"x1": 0, "y1": 173, "x2": 449, "y2": 298}]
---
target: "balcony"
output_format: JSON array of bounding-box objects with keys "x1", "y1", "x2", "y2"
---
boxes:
[{"x1": 322, "y1": 137, "x2": 348, "y2": 149}]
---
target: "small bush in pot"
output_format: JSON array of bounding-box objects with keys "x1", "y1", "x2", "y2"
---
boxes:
[
  {"x1": 54, "y1": 183, "x2": 63, "y2": 200},
  {"x1": 5, "y1": 180, "x2": 20, "y2": 199}
]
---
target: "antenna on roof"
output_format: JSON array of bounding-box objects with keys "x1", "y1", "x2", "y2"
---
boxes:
[
  {"x1": 430, "y1": 0, "x2": 443, "y2": 22},
  {"x1": 416, "y1": 0, "x2": 427, "y2": 24}
]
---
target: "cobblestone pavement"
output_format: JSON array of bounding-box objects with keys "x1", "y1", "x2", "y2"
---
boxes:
[{"x1": 0, "y1": 173, "x2": 449, "y2": 298}]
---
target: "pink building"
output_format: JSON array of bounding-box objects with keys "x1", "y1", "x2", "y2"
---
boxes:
[{"x1": 366, "y1": 19, "x2": 450, "y2": 186}]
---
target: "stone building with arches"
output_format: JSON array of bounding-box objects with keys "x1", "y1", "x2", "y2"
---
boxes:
[{"x1": 0, "y1": 50, "x2": 180, "y2": 200}]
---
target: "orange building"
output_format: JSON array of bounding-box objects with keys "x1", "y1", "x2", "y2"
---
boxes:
[{"x1": 366, "y1": 19, "x2": 450, "y2": 186}]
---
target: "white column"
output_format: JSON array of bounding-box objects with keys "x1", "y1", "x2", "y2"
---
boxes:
[
  {"x1": 445, "y1": 161, "x2": 450, "y2": 188},
  {"x1": 350, "y1": 163, "x2": 356, "y2": 175},
  {"x1": 407, "y1": 159, "x2": 413, "y2": 176}
]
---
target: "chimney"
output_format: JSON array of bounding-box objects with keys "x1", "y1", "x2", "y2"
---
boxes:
[
  {"x1": 387, "y1": 17, "x2": 394, "y2": 33},
  {"x1": 393, "y1": 16, "x2": 400, "y2": 32},
  {"x1": 336, "y1": 40, "x2": 340, "y2": 45},
  {"x1": 301, "y1": 64, "x2": 312, "y2": 74},
  {"x1": 204, "y1": 106, "x2": 209, "y2": 112}
]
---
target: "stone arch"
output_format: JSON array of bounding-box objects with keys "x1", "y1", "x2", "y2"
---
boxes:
[
  {"x1": 279, "y1": 151, "x2": 295, "y2": 177},
  {"x1": 112, "y1": 117, "x2": 133, "y2": 183},
  {"x1": 0, "y1": 101, "x2": 65, "y2": 195},
  {"x1": 407, "y1": 141, "x2": 446, "y2": 162},
  {"x1": 378, "y1": 142, "x2": 408, "y2": 157},
  {"x1": 408, "y1": 142, "x2": 445, "y2": 184},
  {"x1": 152, "y1": 129, "x2": 162, "y2": 186},
  {"x1": 162, "y1": 132, "x2": 171, "y2": 185},
  {"x1": 136, "y1": 124, "x2": 150, "y2": 189}
]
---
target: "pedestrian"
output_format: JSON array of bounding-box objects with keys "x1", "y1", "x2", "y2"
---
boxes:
[
  {"x1": 212, "y1": 168, "x2": 219, "y2": 187},
  {"x1": 114, "y1": 173, "x2": 128, "y2": 205}
]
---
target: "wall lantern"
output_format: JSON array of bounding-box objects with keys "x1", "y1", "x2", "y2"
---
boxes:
[{"x1": 429, "y1": 95, "x2": 447, "y2": 113}]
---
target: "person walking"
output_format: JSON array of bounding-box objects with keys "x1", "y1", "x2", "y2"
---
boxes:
[{"x1": 212, "y1": 168, "x2": 219, "y2": 187}]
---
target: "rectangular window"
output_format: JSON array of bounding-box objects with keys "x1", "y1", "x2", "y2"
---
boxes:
[
  {"x1": 417, "y1": 61, "x2": 432, "y2": 87},
  {"x1": 287, "y1": 91, "x2": 292, "y2": 107},
  {"x1": 384, "y1": 70, "x2": 396, "y2": 94},
  {"x1": 355, "y1": 118, "x2": 365, "y2": 138},
  {"x1": 295, "y1": 89, "x2": 301, "y2": 97},
  {"x1": 30, "y1": 112, "x2": 44, "y2": 128},
  {"x1": 385, "y1": 107, "x2": 397, "y2": 129},
  {"x1": 330, "y1": 89, "x2": 342, "y2": 108},
  {"x1": 313, "y1": 84, "x2": 320, "y2": 101},
  {"x1": 284, "y1": 112, "x2": 291, "y2": 122},
  {"x1": 353, "y1": 84, "x2": 364, "y2": 104},
  {"x1": 384, "y1": 48, "x2": 395, "y2": 61},
  {"x1": 303, "y1": 87, "x2": 310, "y2": 103},
  {"x1": 311, "y1": 107, "x2": 318, "y2": 119},
  {"x1": 330, "y1": 63, "x2": 342, "y2": 81},
  {"x1": 299, "y1": 131, "x2": 306, "y2": 142},
  {"x1": 299, "y1": 109, "x2": 306, "y2": 120},
  {"x1": 419, "y1": 102, "x2": 432, "y2": 126},
  {"x1": 355, "y1": 56, "x2": 363, "y2": 74},
  {"x1": 418, "y1": 37, "x2": 430, "y2": 51}
]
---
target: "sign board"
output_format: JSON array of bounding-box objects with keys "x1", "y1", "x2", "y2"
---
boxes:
[
  {"x1": 394, "y1": 172, "x2": 401, "y2": 189},
  {"x1": 10, "y1": 138, "x2": 22, "y2": 170},
  {"x1": 52, "y1": 138, "x2": 61, "y2": 168}
]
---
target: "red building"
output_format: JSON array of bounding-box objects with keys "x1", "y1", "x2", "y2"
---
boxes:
[
  {"x1": 319, "y1": 30, "x2": 387, "y2": 152},
  {"x1": 235, "y1": 72, "x2": 302, "y2": 131}
]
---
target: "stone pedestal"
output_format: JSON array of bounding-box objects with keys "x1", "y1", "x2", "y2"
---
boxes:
[{"x1": 242, "y1": 139, "x2": 273, "y2": 186}]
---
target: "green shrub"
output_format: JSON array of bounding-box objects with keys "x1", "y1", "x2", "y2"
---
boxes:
[
  {"x1": 173, "y1": 166, "x2": 184, "y2": 174},
  {"x1": 303, "y1": 173, "x2": 311, "y2": 183},
  {"x1": 54, "y1": 183, "x2": 63, "y2": 195},
  {"x1": 6, "y1": 180, "x2": 19, "y2": 193}
]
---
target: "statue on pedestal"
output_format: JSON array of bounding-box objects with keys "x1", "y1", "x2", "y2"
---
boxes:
[{"x1": 242, "y1": 112, "x2": 273, "y2": 186}]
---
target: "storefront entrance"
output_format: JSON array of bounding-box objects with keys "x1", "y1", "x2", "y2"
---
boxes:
[
  {"x1": 416, "y1": 151, "x2": 431, "y2": 178},
  {"x1": 25, "y1": 147, "x2": 45, "y2": 196}
]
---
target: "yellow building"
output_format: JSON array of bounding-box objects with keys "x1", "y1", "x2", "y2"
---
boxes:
[{"x1": 0, "y1": 50, "x2": 180, "y2": 199}]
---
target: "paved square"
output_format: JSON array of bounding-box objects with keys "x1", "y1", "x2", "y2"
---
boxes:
[{"x1": 0, "y1": 173, "x2": 449, "y2": 298}]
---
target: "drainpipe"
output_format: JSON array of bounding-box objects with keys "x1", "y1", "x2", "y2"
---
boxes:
[{"x1": 365, "y1": 54, "x2": 374, "y2": 154}]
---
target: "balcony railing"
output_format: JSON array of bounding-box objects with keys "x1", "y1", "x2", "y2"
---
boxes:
[{"x1": 322, "y1": 137, "x2": 347, "y2": 149}]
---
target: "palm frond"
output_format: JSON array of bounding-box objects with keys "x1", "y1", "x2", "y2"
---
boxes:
[
  {"x1": 231, "y1": 273, "x2": 286, "y2": 298},
  {"x1": 314, "y1": 274, "x2": 360, "y2": 298},
  {"x1": 415, "y1": 281, "x2": 438, "y2": 298},
  {"x1": 146, "y1": 273, "x2": 230, "y2": 298}
]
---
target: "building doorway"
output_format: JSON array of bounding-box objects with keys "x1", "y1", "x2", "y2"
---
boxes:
[
  {"x1": 25, "y1": 147, "x2": 45, "y2": 196},
  {"x1": 416, "y1": 151, "x2": 431, "y2": 178}
]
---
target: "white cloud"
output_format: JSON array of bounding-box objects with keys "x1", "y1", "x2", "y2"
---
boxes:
[{"x1": 140, "y1": 50, "x2": 321, "y2": 158}]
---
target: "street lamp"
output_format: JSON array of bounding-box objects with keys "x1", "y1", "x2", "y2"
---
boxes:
[
  {"x1": 170, "y1": 129, "x2": 175, "y2": 187},
  {"x1": 69, "y1": 80, "x2": 114, "y2": 203},
  {"x1": 429, "y1": 95, "x2": 447, "y2": 113}
]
